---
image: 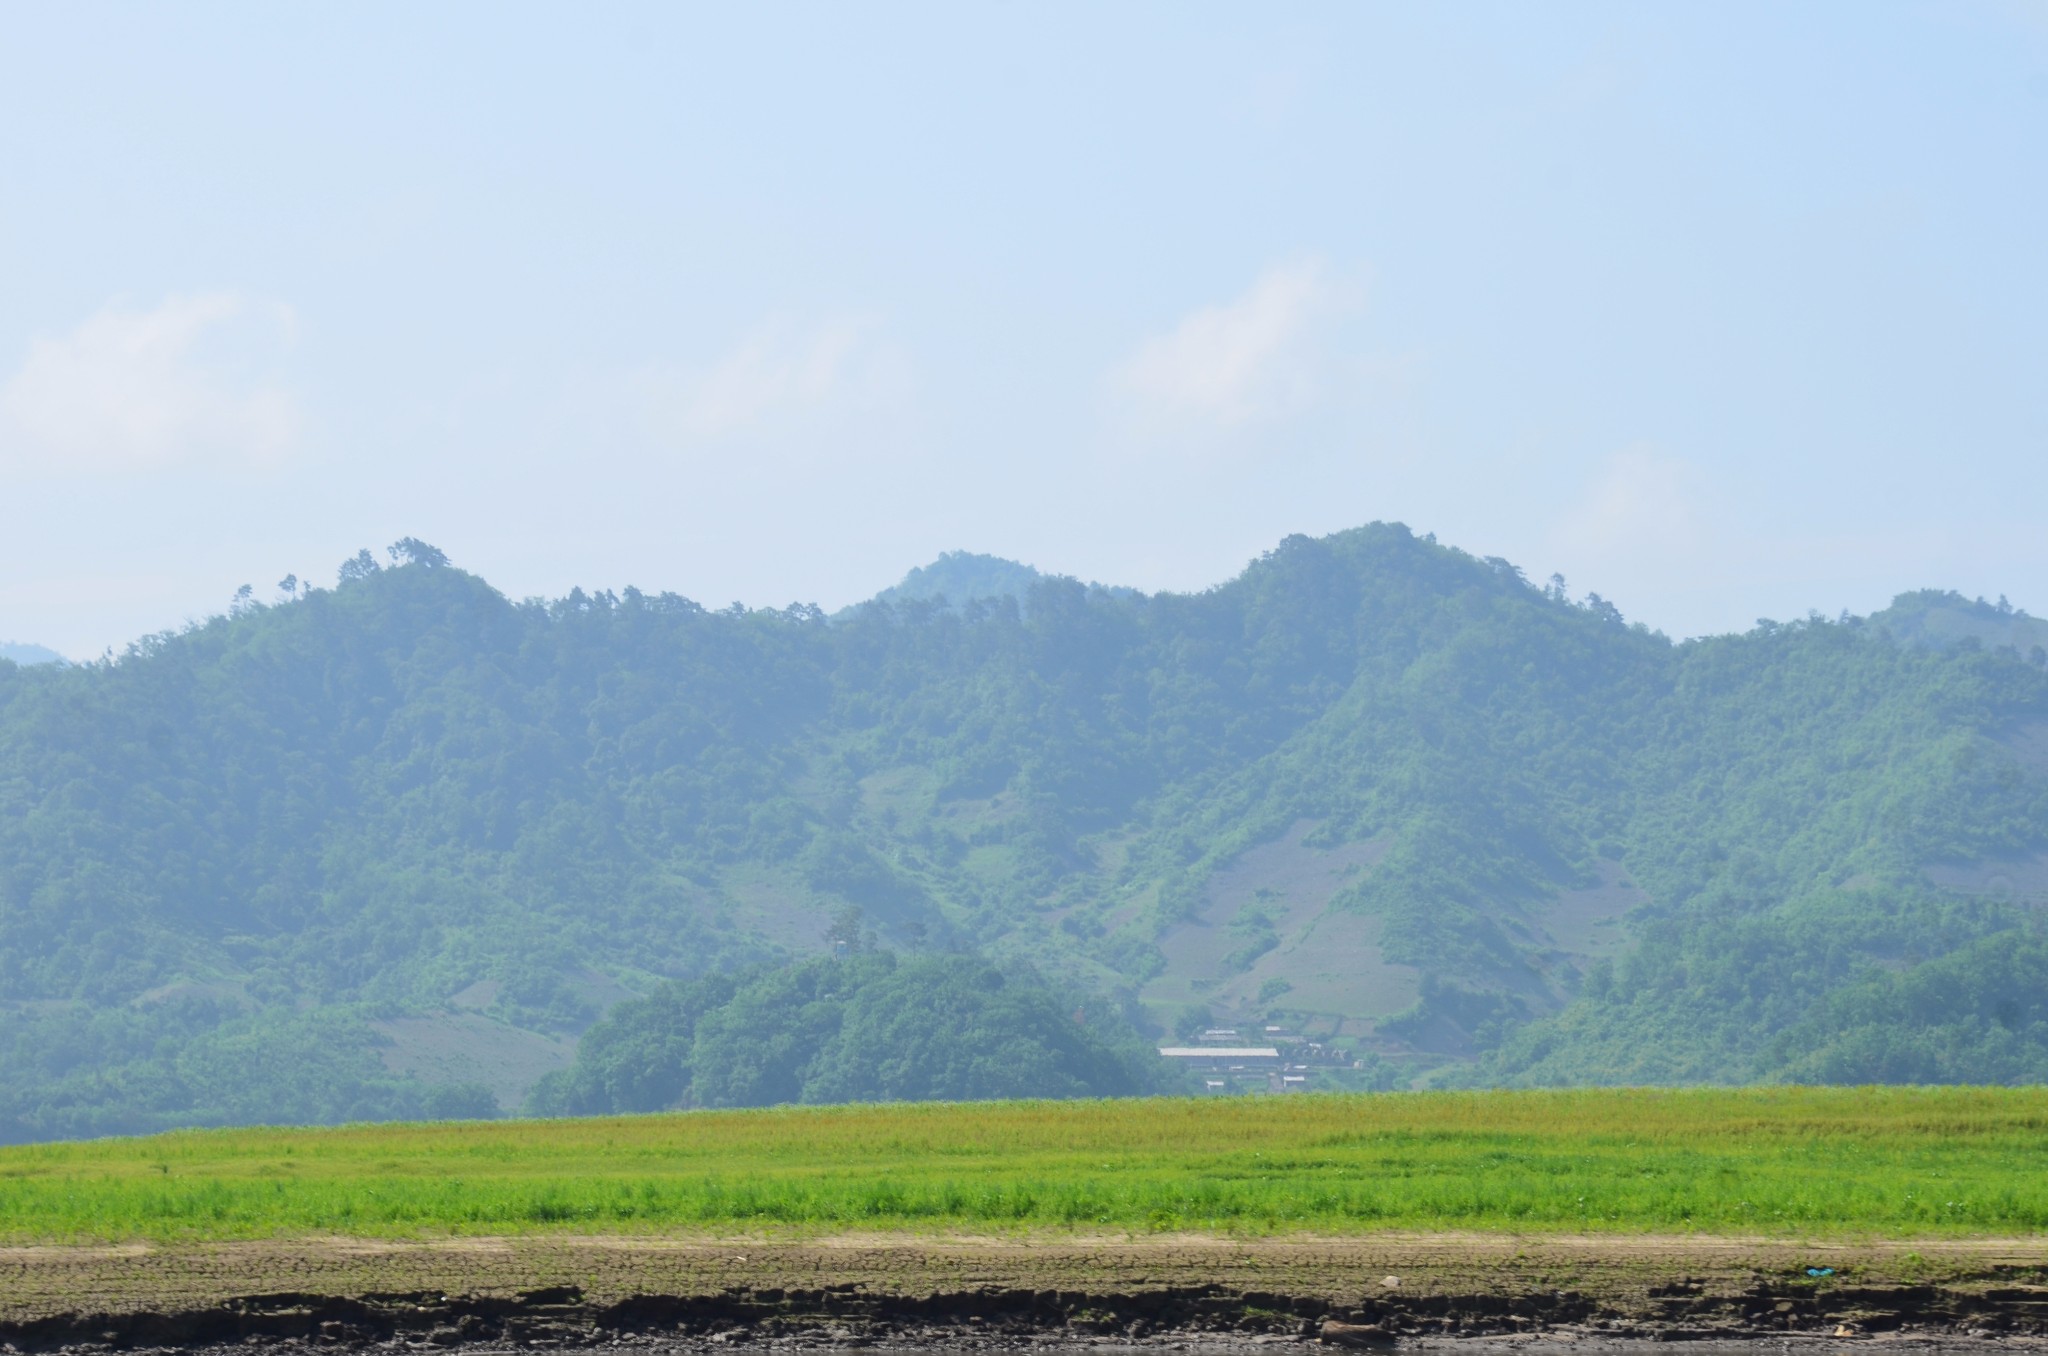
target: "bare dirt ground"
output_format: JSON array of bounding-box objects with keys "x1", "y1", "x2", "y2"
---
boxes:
[{"x1": 3, "y1": 1233, "x2": 2045, "y2": 1353}]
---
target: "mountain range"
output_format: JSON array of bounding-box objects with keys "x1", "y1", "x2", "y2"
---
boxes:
[{"x1": 3, "y1": 524, "x2": 2046, "y2": 1141}]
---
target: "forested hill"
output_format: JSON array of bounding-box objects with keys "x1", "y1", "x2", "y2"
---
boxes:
[{"x1": 4, "y1": 524, "x2": 2048, "y2": 1141}]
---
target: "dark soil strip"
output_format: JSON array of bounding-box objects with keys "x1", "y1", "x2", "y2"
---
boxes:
[{"x1": 2, "y1": 1236, "x2": 2045, "y2": 1351}]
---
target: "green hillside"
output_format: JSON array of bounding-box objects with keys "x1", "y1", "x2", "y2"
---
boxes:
[{"x1": 3, "y1": 525, "x2": 2047, "y2": 1140}]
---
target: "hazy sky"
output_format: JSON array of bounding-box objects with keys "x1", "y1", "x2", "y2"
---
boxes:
[{"x1": 4, "y1": 2, "x2": 2046, "y2": 658}]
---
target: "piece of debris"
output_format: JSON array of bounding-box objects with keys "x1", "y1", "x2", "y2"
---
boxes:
[
  {"x1": 1807, "y1": 1267, "x2": 1836, "y2": 1278},
  {"x1": 1380, "y1": 1275, "x2": 1402, "y2": 1288},
  {"x1": 1834, "y1": 1324, "x2": 1859, "y2": 1338}
]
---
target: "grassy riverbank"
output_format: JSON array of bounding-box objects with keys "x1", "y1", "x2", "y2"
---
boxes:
[{"x1": 4, "y1": 1087, "x2": 2047, "y2": 1243}]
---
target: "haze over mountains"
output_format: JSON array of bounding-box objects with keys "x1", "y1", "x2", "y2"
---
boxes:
[
  {"x1": 0, "y1": 642, "x2": 65, "y2": 668},
  {"x1": 3, "y1": 523, "x2": 2047, "y2": 1142}
]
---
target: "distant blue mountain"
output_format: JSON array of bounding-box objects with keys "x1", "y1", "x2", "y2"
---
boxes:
[
  {"x1": 1871, "y1": 590, "x2": 2048, "y2": 660},
  {"x1": 0, "y1": 642, "x2": 66, "y2": 667},
  {"x1": 854, "y1": 551, "x2": 1140, "y2": 616}
]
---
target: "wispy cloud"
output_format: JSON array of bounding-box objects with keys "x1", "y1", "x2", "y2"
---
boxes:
[
  {"x1": 0, "y1": 294, "x2": 299, "y2": 474},
  {"x1": 1115, "y1": 259, "x2": 1338, "y2": 428},
  {"x1": 1555, "y1": 446, "x2": 1706, "y2": 558},
  {"x1": 641, "y1": 316, "x2": 912, "y2": 445}
]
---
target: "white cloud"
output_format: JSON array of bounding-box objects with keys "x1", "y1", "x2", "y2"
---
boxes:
[
  {"x1": 0, "y1": 294, "x2": 299, "y2": 474},
  {"x1": 1115, "y1": 259, "x2": 1337, "y2": 427},
  {"x1": 642, "y1": 316, "x2": 912, "y2": 444}
]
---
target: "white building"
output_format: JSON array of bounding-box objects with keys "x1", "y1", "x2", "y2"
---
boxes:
[{"x1": 1157, "y1": 1045, "x2": 1282, "y2": 1072}]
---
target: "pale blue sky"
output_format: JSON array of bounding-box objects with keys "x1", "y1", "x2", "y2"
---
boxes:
[{"x1": 3, "y1": 2, "x2": 2045, "y2": 657}]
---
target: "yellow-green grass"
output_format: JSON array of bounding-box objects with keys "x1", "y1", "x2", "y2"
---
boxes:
[{"x1": 4, "y1": 1087, "x2": 2047, "y2": 1244}]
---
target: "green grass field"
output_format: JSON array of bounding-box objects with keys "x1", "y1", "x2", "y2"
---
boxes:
[{"x1": 4, "y1": 1088, "x2": 2047, "y2": 1244}]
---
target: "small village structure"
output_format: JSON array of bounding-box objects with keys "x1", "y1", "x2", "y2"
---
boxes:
[
  {"x1": 1158, "y1": 1044, "x2": 1317, "y2": 1093},
  {"x1": 1156, "y1": 1045, "x2": 1283, "y2": 1071},
  {"x1": 1159, "y1": 1022, "x2": 1359, "y2": 1093}
]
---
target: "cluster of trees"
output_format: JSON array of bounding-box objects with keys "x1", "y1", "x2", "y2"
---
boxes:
[
  {"x1": 2, "y1": 522, "x2": 2046, "y2": 1140},
  {"x1": 528, "y1": 949, "x2": 1163, "y2": 1115}
]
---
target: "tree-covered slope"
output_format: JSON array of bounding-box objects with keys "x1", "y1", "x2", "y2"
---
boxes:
[
  {"x1": 3, "y1": 524, "x2": 2046, "y2": 1140},
  {"x1": 528, "y1": 949, "x2": 1164, "y2": 1117}
]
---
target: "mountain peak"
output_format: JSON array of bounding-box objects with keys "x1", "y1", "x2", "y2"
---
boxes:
[
  {"x1": 1870, "y1": 589, "x2": 2048, "y2": 658},
  {"x1": 872, "y1": 552, "x2": 1047, "y2": 609},
  {"x1": 860, "y1": 551, "x2": 1140, "y2": 614}
]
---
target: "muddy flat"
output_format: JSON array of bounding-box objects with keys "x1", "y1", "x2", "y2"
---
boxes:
[{"x1": 3, "y1": 1233, "x2": 2047, "y2": 1351}]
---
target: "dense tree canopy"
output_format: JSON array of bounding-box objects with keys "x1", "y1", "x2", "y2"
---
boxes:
[{"x1": 528, "y1": 952, "x2": 1161, "y2": 1115}]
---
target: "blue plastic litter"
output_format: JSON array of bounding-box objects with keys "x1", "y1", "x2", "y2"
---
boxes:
[{"x1": 1806, "y1": 1267, "x2": 1835, "y2": 1278}]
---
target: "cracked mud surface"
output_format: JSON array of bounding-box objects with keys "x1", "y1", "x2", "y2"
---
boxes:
[{"x1": 3, "y1": 1235, "x2": 2045, "y2": 1352}]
